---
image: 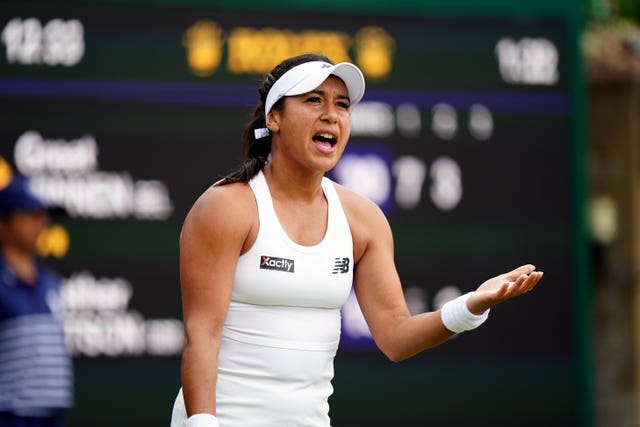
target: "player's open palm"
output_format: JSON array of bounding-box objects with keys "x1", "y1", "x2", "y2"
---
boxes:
[{"x1": 466, "y1": 264, "x2": 543, "y2": 314}]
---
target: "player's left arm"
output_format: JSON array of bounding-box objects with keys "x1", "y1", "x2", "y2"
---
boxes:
[
  {"x1": 338, "y1": 187, "x2": 452, "y2": 361},
  {"x1": 340, "y1": 186, "x2": 543, "y2": 362}
]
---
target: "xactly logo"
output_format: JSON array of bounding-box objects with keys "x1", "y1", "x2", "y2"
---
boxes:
[
  {"x1": 332, "y1": 257, "x2": 350, "y2": 274},
  {"x1": 260, "y1": 255, "x2": 295, "y2": 273}
]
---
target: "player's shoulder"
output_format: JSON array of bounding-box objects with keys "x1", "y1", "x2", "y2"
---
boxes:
[
  {"x1": 330, "y1": 180, "x2": 393, "y2": 260},
  {"x1": 331, "y1": 180, "x2": 388, "y2": 226},
  {"x1": 184, "y1": 180, "x2": 256, "y2": 232},
  {"x1": 197, "y1": 180, "x2": 253, "y2": 209}
]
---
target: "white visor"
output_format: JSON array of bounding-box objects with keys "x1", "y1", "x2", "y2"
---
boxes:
[{"x1": 264, "y1": 61, "x2": 365, "y2": 117}]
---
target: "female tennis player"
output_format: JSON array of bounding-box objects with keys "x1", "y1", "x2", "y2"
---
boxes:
[{"x1": 170, "y1": 53, "x2": 543, "y2": 427}]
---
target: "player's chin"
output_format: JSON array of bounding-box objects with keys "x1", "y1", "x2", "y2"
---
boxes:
[
  {"x1": 309, "y1": 151, "x2": 341, "y2": 170},
  {"x1": 314, "y1": 163, "x2": 338, "y2": 175}
]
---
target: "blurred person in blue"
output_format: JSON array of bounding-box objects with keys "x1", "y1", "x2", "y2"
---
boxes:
[{"x1": 0, "y1": 173, "x2": 73, "y2": 427}]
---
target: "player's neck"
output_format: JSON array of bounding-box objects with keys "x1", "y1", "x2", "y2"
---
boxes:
[{"x1": 263, "y1": 162, "x2": 324, "y2": 203}]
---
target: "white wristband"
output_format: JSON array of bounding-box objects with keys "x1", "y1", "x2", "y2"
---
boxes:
[
  {"x1": 440, "y1": 292, "x2": 490, "y2": 333},
  {"x1": 185, "y1": 414, "x2": 219, "y2": 427}
]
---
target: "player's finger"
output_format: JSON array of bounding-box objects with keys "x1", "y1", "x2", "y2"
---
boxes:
[
  {"x1": 510, "y1": 273, "x2": 536, "y2": 295},
  {"x1": 504, "y1": 264, "x2": 535, "y2": 280},
  {"x1": 510, "y1": 274, "x2": 528, "y2": 291},
  {"x1": 495, "y1": 281, "x2": 510, "y2": 298},
  {"x1": 517, "y1": 272, "x2": 541, "y2": 293},
  {"x1": 524, "y1": 271, "x2": 543, "y2": 292}
]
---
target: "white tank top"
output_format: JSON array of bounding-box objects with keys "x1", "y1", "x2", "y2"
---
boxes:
[
  {"x1": 223, "y1": 170, "x2": 353, "y2": 426},
  {"x1": 170, "y1": 171, "x2": 354, "y2": 427}
]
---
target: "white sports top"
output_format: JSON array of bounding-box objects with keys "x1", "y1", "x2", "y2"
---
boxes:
[{"x1": 170, "y1": 170, "x2": 354, "y2": 427}]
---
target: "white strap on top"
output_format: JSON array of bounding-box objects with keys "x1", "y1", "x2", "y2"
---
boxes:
[{"x1": 249, "y1": 170, "x2": 342, "y2": 251}]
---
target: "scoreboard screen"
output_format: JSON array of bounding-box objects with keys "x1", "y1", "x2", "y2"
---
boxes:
[{"x1": 0, "y1": 1, "x2": 589, "y2": 426}]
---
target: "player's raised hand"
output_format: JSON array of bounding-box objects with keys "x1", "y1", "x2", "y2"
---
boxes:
[{"x1": 465, "y1": 264, "x2": 543, "y2": 314}]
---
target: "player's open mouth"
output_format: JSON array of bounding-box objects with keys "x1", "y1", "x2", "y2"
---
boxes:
[{"x1": 312, "y1": 132, "x2": 337, "y2": 147}]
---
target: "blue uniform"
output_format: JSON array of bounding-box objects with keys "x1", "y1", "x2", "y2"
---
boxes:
[{"x1": 0, "y1": 257, "x2": 73, "y2": 426}]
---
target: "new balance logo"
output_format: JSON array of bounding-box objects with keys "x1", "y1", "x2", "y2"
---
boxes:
[
  {"x1": 260, "y1": 256, "x2": 295, "y2": 273},
  {"x1": 332, "y1": 257, "x2": 350, "y2": 274}
]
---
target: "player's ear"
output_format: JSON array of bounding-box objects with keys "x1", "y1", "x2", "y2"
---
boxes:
[{"x1": 266, "y1": 109, "x2": 281, "y2": 134}]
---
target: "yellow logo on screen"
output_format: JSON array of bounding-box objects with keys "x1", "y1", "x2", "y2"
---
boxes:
[
  {"x1": 183, "y1": 21, "x2": 395, "y2": 80},
  {"x1": 0, "y1": 156, "x2": 13, "y2": 190},
  {"x1": 37, "y1": 224, "x2": 70, "y2": 258},
  {"x1": 183, "y1": 20, "x2": 224, "y2": 77},
  {"x1": 355, "y1": 26, "x2": 396, "y2": 80}
]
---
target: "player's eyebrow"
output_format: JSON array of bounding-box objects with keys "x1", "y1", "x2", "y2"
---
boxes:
[{"x1": 307, "y1": 89, "x2": 350, "y2": 102}]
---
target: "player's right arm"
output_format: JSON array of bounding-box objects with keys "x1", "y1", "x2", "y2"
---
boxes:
[{"x1": 179, "y1": 182, "x2": 255, "y2": 417}]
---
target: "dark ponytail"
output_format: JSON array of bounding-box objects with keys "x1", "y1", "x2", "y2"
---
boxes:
[{"x1": 217, "y1": 53, "x2": 333, "y2": 185}]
